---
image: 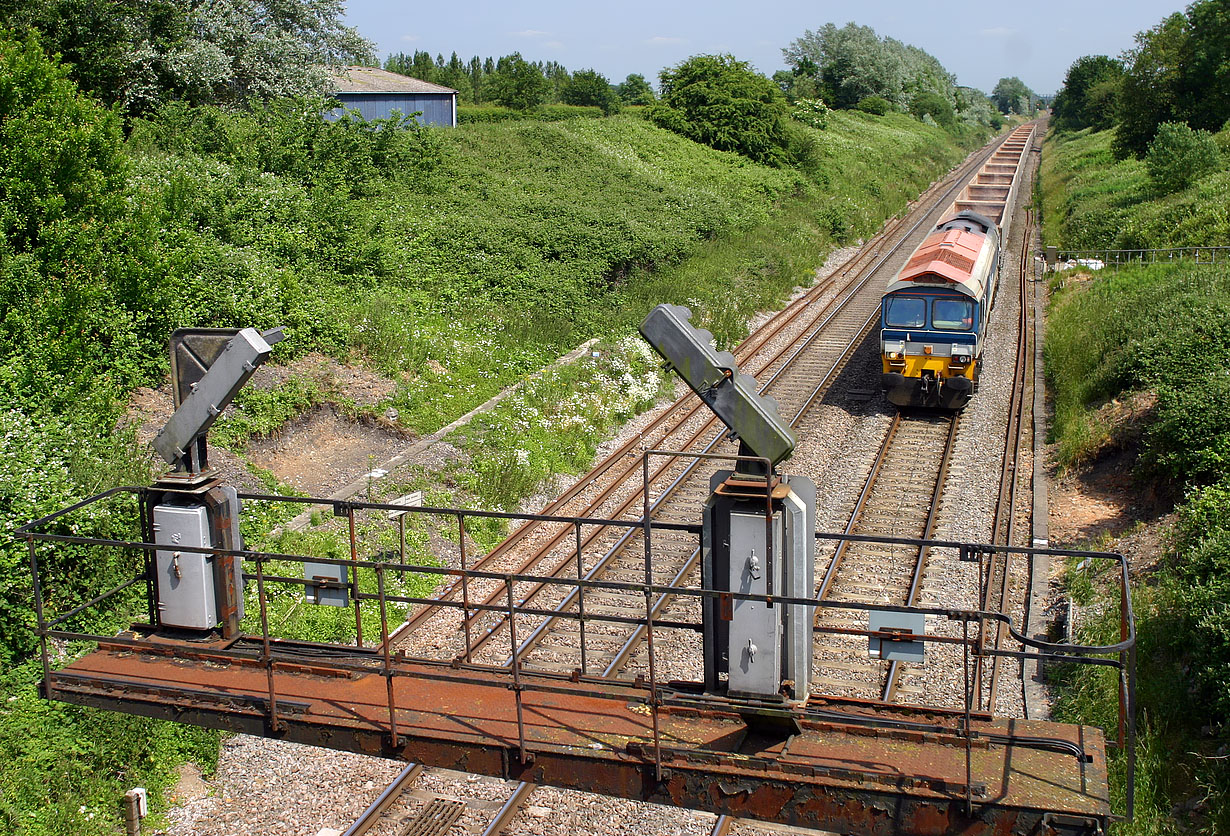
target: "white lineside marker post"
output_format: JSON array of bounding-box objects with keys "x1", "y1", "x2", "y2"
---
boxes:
[{"x1": 123, "y1": 788, "x2": 147, "y2": 835}]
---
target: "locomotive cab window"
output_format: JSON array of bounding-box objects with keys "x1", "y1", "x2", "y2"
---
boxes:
[
  {"x1": 932, "y1": 298, "x2": 974, "y2": 331},
  {"x1": 884, "y1": 296, "x2": 926, "y2": 328}
]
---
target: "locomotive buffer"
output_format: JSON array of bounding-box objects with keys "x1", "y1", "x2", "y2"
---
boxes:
[{"x1": 640, "y1": 304, "x2": 814, "y2": 704}]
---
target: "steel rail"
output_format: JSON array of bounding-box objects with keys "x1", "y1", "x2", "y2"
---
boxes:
[
  {"x1": 341, "y1": 762, "x2": 423, "y2": 836},
  {"x1": 385, "y1": 207, "x2": 912, "y2": 647},
  {"x1": 458, "y1": 204, "x2": 934, "y2": 665},
  {"x1": 507, "y1": 227, "x2": 937, "y2": 670},
  {"x1": 977, "y1": 204, "x2": 1036, "y2": 710},
  {"x1": 389, "y1": 237, "x2": 876, "y2": 649},
  {"x1": 882, "y1": 414, "x2": 960, "y2": 701},
  {"x1": 480, "y1": 781, "x2": 537, "y2": 836},
  {"x1": 387, "y1": 138, "x2": 1002, "y2": 650},
  {"x1": 492, "y1": 136, "x2": 1007, "y2": 672}
]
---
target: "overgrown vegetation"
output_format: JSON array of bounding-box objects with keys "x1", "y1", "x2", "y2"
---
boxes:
[
  {"x1": 1042, "y1": 125, "x2": 1230, "y2": 833},
  {"x1": 648, "y1": 54, "x2": 792, "y2": 165},
  {"x1": 777, "y1": 22, "x2": 1003, "y2": 132},
  {"x1": 1038, "y1": 127, "x2": 1230, "y2": 249}
]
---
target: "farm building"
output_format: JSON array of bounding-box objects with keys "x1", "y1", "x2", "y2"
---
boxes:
[{"x1": 327, "y1": 66, "x2": 457, "y2": 127}]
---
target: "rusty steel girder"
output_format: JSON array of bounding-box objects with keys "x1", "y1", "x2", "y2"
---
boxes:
[{"x1": 48, "y1": 636, "x2": 1109, "y2": 836}]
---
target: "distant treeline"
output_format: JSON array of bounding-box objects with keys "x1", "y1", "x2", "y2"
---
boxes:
[
  {"x1": 1051, "y1": 0, "x2": 1230, "y2": 159},
  {"x1": 383, "y1": 50, "x2": 652, "y2": 113},
  {"x1": 387, "y1": 25, "x2": 1014, "y2": 133}
]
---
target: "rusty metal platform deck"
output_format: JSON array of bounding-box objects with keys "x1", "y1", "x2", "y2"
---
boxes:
[{"x1": 50, "y1": 634, "x2": 1109, "y2": 835}]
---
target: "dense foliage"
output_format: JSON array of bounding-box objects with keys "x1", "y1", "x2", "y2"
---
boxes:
[
  {"x1": 778, "y1": 23, "x2": 998, "y2": 136},
  {"x1": 561, "y1": 68, "x2": 619, "y2": 115},
  {"x1": 488, "y1": 52, "x2": 551, "y2": 111},
  {"x1": 1144, "y1": 121, "x2": 1222, "y2": 193},
  {"x1": 782, "y1": 23, "x2": 952, "y2": 111},
  {"x1": 990, "y1": 76, "x2": 1035, "y2": 114},
  {"x1": 1054, "y1": 0, "x2": 1230, "y2": 160},
  {"x1": 1042, "y1": 124, "x2": 1230, "y2": 835},
  {"x1": 1038, "y1": 126, "x2": 1230, "y2": 250},
  {"x1": 384, "y1": 49, "x2": 635, "y2": 110},
  {"x1": 649, "y1": 54, "x2": 791, "y2": 166},
  {"x1": 0, "y1": 34, "x2": 157, "y2": 411},
  {"x1": 0, "y1": 0, "x2": 372, "y2": 115},
  {"x1": 1050, "y1": 55, "x2": 1124, "y2": 132}
]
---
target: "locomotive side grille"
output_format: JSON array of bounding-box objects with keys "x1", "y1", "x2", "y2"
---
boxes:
[{"x1": 903, "y1": 247, "x2": 975, "y2": 275}]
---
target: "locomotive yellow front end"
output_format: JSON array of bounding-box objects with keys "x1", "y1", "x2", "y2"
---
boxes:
[{"x1": 880, "y1": 212, "x2": 999, "y2": 410}]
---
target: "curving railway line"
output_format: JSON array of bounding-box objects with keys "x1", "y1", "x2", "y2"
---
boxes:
[{"x1": 389, "y1": 130, "x2": 1021, "y2": 681}]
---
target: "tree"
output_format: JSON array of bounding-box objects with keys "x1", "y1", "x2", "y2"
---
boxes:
[
  {"x1": 784, "y1": 23, "x2": 904, "y2": 109},
  {"x1": 953, "y1": 86, "x2": 1001, "y2": 129},
  {"x1": 990, "y1": 77, "x2": 1034, "y2": 114},
  {"x1": 543, "y1": 60, "x2": 570, "y2": 103},
  {"x1": 1051, "y1": 55, "x2": 1124, "y2": 130},
  {"x1": 1113, "y1": 13, "x2": 1186, "y2": 158},
  {"x1": 616, "y1": 73, "x2": 655, "y2": 105},
  {"x1": 783, "y1": 24, "x2": 954, "y2": 112},
  {"x1": 561, "y1": 68, "x2": 618, "y2": 114},
  {"x1": 0, "y1": 0, "x2": 183, "y2": 111},
  {"x1": 910, "y1": 90, "x2": 956, "y2": 130},
  {"x1": 490, "y1": 52, "x2": 549, "y2": 110},
  {"x1": 648, "y1": 54, "x2": 790, "y2": 165},
  {"x1": 1178, "y1": 0, "x2": 1230, "y2": 133},
  {"x1": 1145, "y1": 122, "x2": 1222, "y2": 193},
  {"x1": 385, "y1": 50, "x2": 437, "y2": 83},
  {"x1": 0, "y1": 0, "x2": 374, "y2": 114}
]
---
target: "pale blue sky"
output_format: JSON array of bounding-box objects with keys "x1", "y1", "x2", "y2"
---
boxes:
[{"x1": 342, "y1": 1, "x2": 1188, "y2": 95}]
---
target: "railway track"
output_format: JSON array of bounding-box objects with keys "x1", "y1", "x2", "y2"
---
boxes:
[
  {"x1": 338, "y1": 764, "x2": 536, "y2": 836},
  {"x1": 386, "y1": 142, "x2": 993, "y2": 658},
  {"x1": 391, "y1": 133, "x2": 1007, "y2": 679},
  {"x1": 810, "y1": 410, "x2": 959, "y2": 702},
  {"x1": 975, "y1": 201, "x2": 1038, "y2": 714},
  {"x1": 361, "y1": 125, "x2": 1040, "y2": 836}
]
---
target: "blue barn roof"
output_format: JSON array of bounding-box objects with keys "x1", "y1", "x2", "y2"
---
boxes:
[{"x1": 328, "y1": 66, "x2": 457, "y2": 127}]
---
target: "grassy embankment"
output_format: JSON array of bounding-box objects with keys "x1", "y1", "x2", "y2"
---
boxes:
[
  {"x1": 1039, "y1": 125, "x2": 1230, "y2": 834},
  {"x1": 0, "y1": 39, "x2": 982, "y2": 834}
]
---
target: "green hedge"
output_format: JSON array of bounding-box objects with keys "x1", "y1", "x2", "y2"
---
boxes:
[{"x1": 458, "y1": 104, "x2": 604, "y2": 123}]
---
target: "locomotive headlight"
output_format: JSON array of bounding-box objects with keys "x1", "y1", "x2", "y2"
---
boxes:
[
  {"x1": 888, "y1": 351, "x2": 901, "y2": 360},
  {"x1": 955, "y1": 354, "x2": 971, "y2": 364}
]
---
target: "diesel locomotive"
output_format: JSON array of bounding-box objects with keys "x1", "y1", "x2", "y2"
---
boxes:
[{"x1": 879, "y1": 210, "x2": 1000, "y2": 410}]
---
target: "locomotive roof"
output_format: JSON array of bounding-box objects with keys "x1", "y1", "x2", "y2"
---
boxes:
[{"x1": 885, "y1": 216, "x2": 997, "y2": 300}]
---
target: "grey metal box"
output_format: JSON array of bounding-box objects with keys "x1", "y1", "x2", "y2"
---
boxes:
[
  {"x1": 304, "y1": 561, "x2": 349, "y2": 607},
  {"x1": 868, "y1": 610, "x2": 926, "y2": 664},
  {"x1": 153, "y1": 505, "x2": 217, "y2": 630}
]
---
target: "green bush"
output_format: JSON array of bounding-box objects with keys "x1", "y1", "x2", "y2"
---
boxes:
[
  {"x1": 1145, "y1": 122, "x2": 1222, "y2": 193},
  {"x1": 458, "y1": 104, "x2": 605, "y2": 123},
  {"x1": 1, "y1": 662, "x2": 221, "y2": 836},
  {"x1": 791, "y1": 98, "x2": 830, "y2": 129},
  {"x1": 856, "y1": 95, "x2": 891, "y2": 115},
  {"x1": 910, "y1": 91, "x2": 956, "y2": 131},
  {"x1": 649, "y1": 54, "x2": 791, "y2": 166},
  {"x1": 1171, "y1": 476, "x2": 1230, "y2": 719}
]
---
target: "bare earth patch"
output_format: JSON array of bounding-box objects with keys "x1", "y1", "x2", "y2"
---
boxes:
[
  {"x1": 1047, "y1": 391, "x2": 1171, "y2": 572},
  {"x1": 246, "y1": 405, "x2": 412, "y2": 496},
  {"x1": 121, "y1": 353, "x2": 407, "y2": 495}
]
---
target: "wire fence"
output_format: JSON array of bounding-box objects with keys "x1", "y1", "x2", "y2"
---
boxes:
[{"x1": 1042, "y1": 245, "x2": 1230, "y2": 272}]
